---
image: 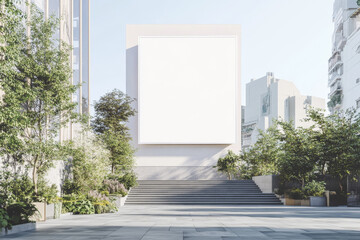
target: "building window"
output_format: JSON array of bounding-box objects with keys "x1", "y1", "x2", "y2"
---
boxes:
[
  {"x1": 356, "y1": 78, "x2": 360, "y2": 84},
  {"x1": 357, "y1": 99, "x2": 360, "y2": 109}
]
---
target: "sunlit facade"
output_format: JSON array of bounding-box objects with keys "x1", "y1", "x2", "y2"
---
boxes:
[
  {"x1": 19, "y1": 0, "x2": 90, "y2": 140},
  {"x1": 328, "y1": 0, "x2": 360, "y2": 113}
]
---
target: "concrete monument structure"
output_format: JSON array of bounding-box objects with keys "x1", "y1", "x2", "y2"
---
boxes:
[{"x1": 126, "y1": 25, "x2": 242, "y2": 180}]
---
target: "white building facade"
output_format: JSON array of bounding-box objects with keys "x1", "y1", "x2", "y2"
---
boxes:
[
  {"x1": 328, "y1": 0, "x2": 360, "y2": 113},
  {"x1": 126, "y1": 25, "x2": 242, "y2": 180},
  {"x1": 242, "y1": 72, "x2": 325, "y2": 149}
]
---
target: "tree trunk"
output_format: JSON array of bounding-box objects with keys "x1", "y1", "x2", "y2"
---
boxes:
[
  {"x1": 227, "y1": 172, "x2": 232, "y2": 180},
  {"x1": 32, "y1": 166, "x2": 38, "y2": 194}
]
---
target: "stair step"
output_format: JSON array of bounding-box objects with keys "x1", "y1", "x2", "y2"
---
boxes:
[
  {"x1": 125, "y1": 180, "x2": 282, "y2": 206},
  {"x1": 126, "y1": 202, "x2": 283, "y2": 205}
]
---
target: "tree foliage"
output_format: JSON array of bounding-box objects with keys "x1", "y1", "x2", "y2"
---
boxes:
[
  {"x1": 92, "y1": 89, "x2": 136, "y2": 175},
  {"x1": 0, "y1": 4, "x2": 79, "y2": 194},
  {"x1": 217, "y1": 107, "x2": 360, "y2": 197},
  {"x1": 67, "y1": 130, "x2": 111, "y2": 194},
  {"x1": 239, "y1": 126, "x2": 280, "y2": 178},
  {"x1": 305, "y1": 108, "x2": 360, "y2": 192},
  {"x1": 92, "y1": 89, "x2": 135, "y2": 134},
  {"x1": 215, "y1": 150, "x2": 240, "y2": 180},
  {"x1": 276, "y1": 121, "x2": 317, "y2": 187}
]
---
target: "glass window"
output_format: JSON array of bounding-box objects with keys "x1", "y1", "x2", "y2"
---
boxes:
[
  {"x1": 49, "y1": 0, "x2": 60, "y2": 43},
  {"x1": 31, "y1": 0, "x2": 45, "y2": 12},
  {"x1": 357, "y1": 99, "x2": 360, "y2": 109},
  {"x1": 73, "y1": 0, "x2": 80, "y2": 113},
  {"x1": 81, "y1": 0, "x2": 90, "y2": 115},
  {"x1": 49, "y1": 0, "x2": 60, "y2": 18}
]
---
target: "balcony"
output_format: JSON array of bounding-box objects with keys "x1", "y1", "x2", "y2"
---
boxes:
[
  {"x1": 336, "y1": 35, "x2": 347, "y2": 51},
  {"x1": 328, "y1": 52, "x2": 342, "y2": 72},
  {"x1": 328, "y1": 71, "x2": 342, "y2": 86},
  {"x1": 329, "y1": 81, "x2": 342, "y2": 98}
]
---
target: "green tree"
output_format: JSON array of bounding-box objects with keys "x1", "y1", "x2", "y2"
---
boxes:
[
  {"x1": 67, "y1": 129, "x2": 111, "y2": 194},
  {"x1": 277, "y1": 121, "x2": 317, "y2": 187},
  {"x1": 0, "y1": 0, "x2": 27, "y2": 167},
  {"x1": 0, "y1": 5, "x2": 79, "y2": 194},
  {"x1": 215, "y1": 150, "x2": 240, "y2": 180},
  {"x1": 92, "y1": 89, "x2": 135, "y2": 135},
  {"x1": 306, "y1": 108, "x2": 360, "y2": 193},
  {"x1": 239, "y1": 126, "x2": 280, "y2": 178},
  {"x1": 102, "y1": 129, "x2": 135, "y2": 174},
  {"x1": 357, "y1": 0, "x2": 360, "y2": 7},
  {"x1": 92, "y1": 89, "x2": 136, "y2": 175}
]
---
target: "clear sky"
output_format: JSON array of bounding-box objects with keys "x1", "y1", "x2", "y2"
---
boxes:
[{"x1": 90, "y1": 0, "x2": 334, "y2": 115}]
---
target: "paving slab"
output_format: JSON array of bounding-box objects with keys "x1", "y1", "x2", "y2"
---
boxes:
[{"x1": 2, "y1": 205, "x2": 360, "y2": 240}]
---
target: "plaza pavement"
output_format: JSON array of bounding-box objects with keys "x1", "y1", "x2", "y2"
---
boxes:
[{"x1": 3, "y1": 205, "x2": 360, "y2": 240}]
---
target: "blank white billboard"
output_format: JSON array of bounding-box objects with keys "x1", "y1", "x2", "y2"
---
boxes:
[{"x1": 138, "y1": 36, "x2": 237, "y2": 144}]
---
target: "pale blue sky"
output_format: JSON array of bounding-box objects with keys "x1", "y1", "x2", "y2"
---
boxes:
[{"x1": 90, "y1": 0, "x2": 334, "y2": 114}]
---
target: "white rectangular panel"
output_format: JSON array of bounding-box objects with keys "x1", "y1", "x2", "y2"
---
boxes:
[{"x1": 138, "y1": 36, "x2": 237, "y2": 144}]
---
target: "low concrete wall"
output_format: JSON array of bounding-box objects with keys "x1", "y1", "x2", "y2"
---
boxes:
[
  {"x1": 46, "y1": 203, "x2": 54, "y2": 219},
  {"x1": 1, "y1": 222, "x2": 36, "y2": 236},
  {"x1": 135, "y1": 166, "x2": 227, "y2": 180},
  {"x1": 252, "y1": 175, "x2": 279, "y2": 193},
  {"x1": 111, "y1": 195, "x2": 129, "y2": 209}
]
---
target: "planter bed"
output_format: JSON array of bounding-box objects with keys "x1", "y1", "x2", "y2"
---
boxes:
[
  {"x1": 285, "y1": 198, "x2": 310, "y2": 206},
  {"x1": 110, "y1": 194, "x2": 128, "y2": 209},
  {"x1": 0, "y1": 222, "x2": 36, "y2": 236},
  {"x1": 310, "y1": 196, "x2": 326, "y2": 207}
]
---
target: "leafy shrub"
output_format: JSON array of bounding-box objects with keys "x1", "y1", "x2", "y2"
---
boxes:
[
  {"x1": 6, "y1": 203, "x2": 37, "y2": 225},
  {"x1": 62, "y1": 192, "x2": 116, "y2": 215},
  {"x1": 287, "y1": 188, "x2": 306, "y2": 200},
  {"x1": 215, "y1": 150, "x2": 240, "y2": 180},
  {"x1": 62, "y1": 194, "x2": 86, "y2": 213},
  {"x1": 0, "y1": 208, "x2": 10, "y2": 231},
  {"x1": 88, "y1": 190, "x2": 117, "y2": 214},
  {"x1": 71, "y1": 199, "x2": 95, "y2": 215},
  {"x1": 102, "y1": 179, "x2": 127, "y2": 196},
  {"x1": 62, "y1": 179, "x2": 81, "y2": 195},
  {"x1": 303, "y1": 180, "x2": 326, "y2": 197},
  {"x1": 0, "y1": 173, "x2": 36, "y2": 228},
  {"x1": 7, "y1": 175, "x2": 34, "y2": 204},
  {"x1": 35, "y1": 181, "x2": 59, "y2": 203},
  {"x1": 116, "y1": 172, "x2": 138, "y2": 190}
]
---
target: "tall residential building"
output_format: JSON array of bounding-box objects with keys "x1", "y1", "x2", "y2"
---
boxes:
[
  {"x1": 17, "y1": 0, "x2": 90, "y2": 140},
  {"x1": 328, "y1": 0, "x2": 360, "y2": 113},
  {"x1": 242, "y1": 72, "x2": 325, "y2": 149}
]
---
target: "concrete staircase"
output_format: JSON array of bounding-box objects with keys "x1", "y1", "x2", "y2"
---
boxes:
[{"x1": 125, "y1": 180, "x2": 282, "y2": 205}]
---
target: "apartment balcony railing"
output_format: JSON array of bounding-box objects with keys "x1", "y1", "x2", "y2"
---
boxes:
[
  {"x1": 328, "y1": 52, "x2": 342, "y2": 72},
  {"x1": 328, "y1": 71, "x2": 342, "y2": 86},
  {"x1": 336, "y1": 36, "x2": 347, "y2": 51},
  {"x1": 329, "y1": 81, "x2": 342, "y2": 98}
]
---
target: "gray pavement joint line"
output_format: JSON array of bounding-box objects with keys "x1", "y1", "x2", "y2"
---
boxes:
[{"x1": 139, "y1": 223, "x2": 154, "y2": 240}]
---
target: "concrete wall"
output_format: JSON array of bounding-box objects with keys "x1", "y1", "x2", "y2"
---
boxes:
[
  {"x1": 252, "y1": 175, "x2": 279, "y2": 194},
  {"x1": 126, "y1": 25, "x2": 242, "y2": 180}
]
